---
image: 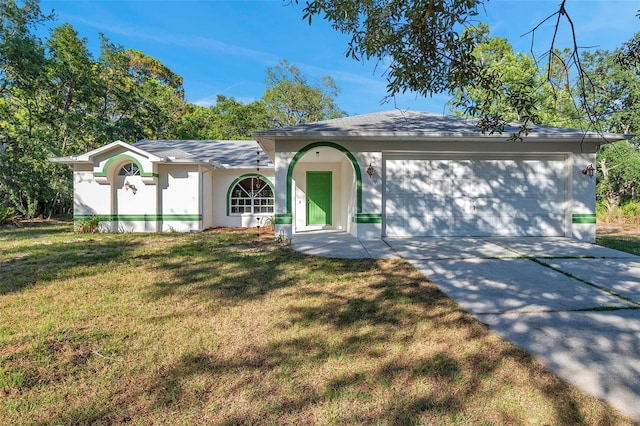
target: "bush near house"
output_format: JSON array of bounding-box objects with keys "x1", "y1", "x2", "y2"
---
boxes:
[
  {"x1": 597, "y1": 199, "x2": 640, "y2": 224},
  {"x1": 0, "y1": 206, "x2": 17, "y2": 225}
]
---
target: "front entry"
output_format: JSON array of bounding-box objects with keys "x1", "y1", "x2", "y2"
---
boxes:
[{"x1": 306, "y1": 171, "x2": 332, "y2": 225}]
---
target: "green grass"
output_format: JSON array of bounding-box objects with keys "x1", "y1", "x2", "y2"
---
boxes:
[
  {"x1": 0, "y1": 222, "x2": 635, "y2": 425},
  {"x1": 597, "y1": 234, "x2": 640, "y2": 256}
]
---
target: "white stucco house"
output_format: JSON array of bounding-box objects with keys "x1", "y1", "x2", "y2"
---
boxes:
[
  {"x1": 53, "y1": 110, "x2": 627, "y2": 241},
  {"x1": 51, "y1": 139, "x2": 275, "y2": 232}
]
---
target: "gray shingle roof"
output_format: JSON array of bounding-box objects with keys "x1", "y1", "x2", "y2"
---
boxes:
[
  {"x1": 134, "y1": 140, "x2": 273, "y2": 169},
  {"x1": 253, "y1": 110, "x2": 628, "y2": 141}
]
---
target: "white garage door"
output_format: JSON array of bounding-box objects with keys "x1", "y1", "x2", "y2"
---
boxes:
[{"x1": 384, "y1": 155, "x2": 568, "y2": 237}]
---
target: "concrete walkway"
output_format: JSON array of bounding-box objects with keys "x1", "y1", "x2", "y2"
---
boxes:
[{"x1": 291, "y1": 232, "x2": 640, "y2": 422}]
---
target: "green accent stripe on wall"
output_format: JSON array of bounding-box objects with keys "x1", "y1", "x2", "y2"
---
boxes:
[
  {"x1": 355, "y1": 213, "x2": 382, "y2": 224},
  {"x1": 274, "y1": 214, "x2": 292, "y2": 225},
  {"x1": 572, "y1": 213, "x2": 597, "y2": 224},
  {"x1": 74, "y1": 214, "x2": 201, "y2": 222}
]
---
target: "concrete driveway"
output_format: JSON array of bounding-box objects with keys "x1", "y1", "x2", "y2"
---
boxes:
[
  {"x1": 292, "y1": 233, "x2": 640, "y2": 422},
  {"x1": 384, "y1": 237, "x2": 640, "y2": 422}
]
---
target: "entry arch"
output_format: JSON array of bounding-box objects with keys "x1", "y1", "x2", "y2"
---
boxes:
[{"x1": 285, "y1": 142, "x2": 363, "y2": 221}]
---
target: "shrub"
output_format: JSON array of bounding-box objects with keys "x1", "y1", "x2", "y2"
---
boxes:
[
  {"x1": 0, "y1": 206, "x2": 17, "y2": 225},
  {"x1": 619, "y1": 200, "x2": 640, "y2": 217},
  {"x1": 74, "y1": 216, "x2": 101, "y2": 233}
]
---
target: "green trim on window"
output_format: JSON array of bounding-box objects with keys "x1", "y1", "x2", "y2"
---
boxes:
[
  {"x1": 355, "y1": 213, "x2": 382, "y2": 224},
  {"x1": 74, "y1": 214, "x2": 201, "y2": 222},
  {"x1": 274, "y1": 214, "x2": 292, "y2": 225},
  {"x1": 93, "y1": 154, "x2": 159, "y2": 178},
  {"x1": 285, "y1": 142, "x2": 362, "y2": 219},
  {"x1": 572, "y1": 213, "x2": 597, "y2": 224},
  {"x1": 226, "y1": 173, "x2": 275, "y2": 216}
]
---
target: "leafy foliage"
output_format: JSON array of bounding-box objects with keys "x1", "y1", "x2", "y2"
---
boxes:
[
  {"x1": 597, "y1": 141, "x2": 640, "y2": 210},
  {"x1": 0, "y1": 0, "x2": 189, "y2": 217},
  {"x1": 172, "y1": 95, "x2": 270, "y2": 140},
  {"x1": 74, "y1": 215, "x2": 101, "y2": 233},
  {"x1": 449, "y1": 24, "x2": 543, "y2": 138},
  {"x1": 298, "y1": 0, "x2": 483, "y2": 100},
  {"x1": 0, "y1": 205, "x2": 16, "y2": 224},
  {"x1": 262, "y1": 59, "x2": 345, "y2": 127}
]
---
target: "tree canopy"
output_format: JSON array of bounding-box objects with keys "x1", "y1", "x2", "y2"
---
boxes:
[
  {"x1": 0, "y1": 1, "x2": 346, "y2": 218},
  {"x1": 294, "y1": 0, "x2": 639, "y2": 134},
  {"x1": 262, "y1": 59, "x2": 345, "y2": 128}
]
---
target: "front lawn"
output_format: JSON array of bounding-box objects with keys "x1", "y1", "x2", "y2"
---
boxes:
[{"x1": 0, "y1": 223, "x2": 634, "y2": 425}]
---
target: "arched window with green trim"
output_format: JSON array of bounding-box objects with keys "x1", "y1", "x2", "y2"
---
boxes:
[
  {"x1": 118, "y1": 162, "x2": 140, "y2": 176},
  {"x1": 229, "y1": 176, "x2": 274, "y2": 214}
]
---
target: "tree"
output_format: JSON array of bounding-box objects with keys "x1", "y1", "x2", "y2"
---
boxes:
[
  {"x1": 262, "y1": 59, "x2": 345, "y2": 127},
  {"x1": 0, "y1": 0, "x2": 54, "y2": 217},
  {"x1": 294, "y1": 0, "x2": 630, "y2": 134},
  {"x1": 172, "y1": 95, "x2": 270, "y2": 140},
  {"x1": 296, "y1": 0, "x2": 482, "y2": 100},
  {"x1": 449, "y1": 24, "x2": 542, "y2": 137},
  {"x1": 597, "y1": 141, "x2": 640, "y2": 210},
  {"x1": 96, "y1": 36, "x2": 186, "y2": 143},
  {"x1": 0, "y1": 0, "x2": 188, "y2": 217},
  {"x1": 580, "y1": 44, "x2": 640, "y2": 136}
]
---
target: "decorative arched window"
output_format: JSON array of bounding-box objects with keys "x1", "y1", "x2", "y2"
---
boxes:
[
  {"x1": 230, "y1": 177, "x2": 274, "y2": 214},
  {"x1": 118, "y1": 162, "x2": 140, "y2": 176}
]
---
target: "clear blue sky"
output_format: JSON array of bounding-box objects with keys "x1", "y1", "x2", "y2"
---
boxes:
[{"x1": 39, "y1": 0, "x2": 639, "y2": 116}]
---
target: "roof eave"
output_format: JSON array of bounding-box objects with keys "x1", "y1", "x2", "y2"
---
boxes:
[{"x1": 253, "y1": 130, "x2": 630, "y2": 143}]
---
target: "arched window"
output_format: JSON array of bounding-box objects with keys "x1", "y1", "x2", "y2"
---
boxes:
[
  {"x1": 118, "y1": 162, "x2": 140, "y2": 176},
  {"x1": 230, "y1": 177, "x2": 274, "y2": 214}
]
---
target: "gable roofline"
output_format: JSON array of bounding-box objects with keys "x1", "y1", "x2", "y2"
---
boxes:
[
  {"x1": 50, "y1": 139, "x2": 275, "y2": 170},
  {"x1": 50, "y1": 140, "x2": 163, "y2": 165}
]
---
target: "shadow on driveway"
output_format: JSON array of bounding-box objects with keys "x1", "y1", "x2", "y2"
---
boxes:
[{"x1": 383, "y1": 237, "x2": 640, "y2": 423}]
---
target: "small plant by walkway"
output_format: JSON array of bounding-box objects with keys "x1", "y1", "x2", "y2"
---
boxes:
[{"x1": 0, "y1": 223, "x2": 635, "y2": 425}]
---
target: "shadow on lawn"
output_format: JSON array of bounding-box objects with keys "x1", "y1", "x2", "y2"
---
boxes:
[
  {"x1": 0, "y1": 227, "x2": 144, "y2": 295},
  {"x1": 141, "y1": 235, "x2": 624, "y2": 425}
]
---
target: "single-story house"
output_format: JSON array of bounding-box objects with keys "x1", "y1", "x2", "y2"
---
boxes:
[
  {"x1": 51, "y1": 139, "x2": 275, "y2": 232},
  {"x1": 53, "y1": 110, "x2": 627, "y2": 241}
]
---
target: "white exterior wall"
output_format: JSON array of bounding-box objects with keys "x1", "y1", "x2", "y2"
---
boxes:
[
  {"x1": 158, "y1": 164, "x2": 200, "y2": 232},
  {"x1": 273, "y1": 138, "x2": 600, "y2": 241},
  {"x1": 357, "y1": 150, "x2": 383, "y2": 239},
  {"x1": 569, "y1": 152, "x2": 598, "y2": 242},
  {"x1": 73, "y1": 165, "x2": 111, "y2": 216},
  {"x1": 274, "y1": 152, "x2": 294, "y2": 239},
  {"x1": 210, "y1": 168, "x2": 276, "y2": 229}
]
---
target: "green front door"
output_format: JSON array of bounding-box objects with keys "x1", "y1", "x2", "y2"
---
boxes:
[{"x1": 306, "y1": 171, "x2": 332, "y2": 225}]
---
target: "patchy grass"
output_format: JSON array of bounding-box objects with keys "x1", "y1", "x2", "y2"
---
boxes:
[
  {"x1": 0, "y1": 223, "x2": 635, "y2": 425},
  {"x1": 597, "y1": 223, "x2": 640, "y2": 256}
]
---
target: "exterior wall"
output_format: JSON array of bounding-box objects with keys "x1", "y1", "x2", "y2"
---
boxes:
[
  {"x1": 74, "y1": 164, "x2": 111, "y2": 216},
  {"x1": 210, "y1": 168, "x2": 276, "y2": 229},
  {"x1": 569, "y1": 152, "x2": 597, "y2": 242},
  {"x1": 274, "y1": 140, "x2": 380, "y2": 239},
  {"x1": 158, "y1": 164, "x2": 201, "y2": 232},
  {"x1": 114, "y1": 173, "x2": 157, "y2": 232},
  {"x1": 274, "y1": 138, "x2": 600, "y2": 241},
  {"x1": 357, "y1": 150, "x2": 383, "y2": 239}
]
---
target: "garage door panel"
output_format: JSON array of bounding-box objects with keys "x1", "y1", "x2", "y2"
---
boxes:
[{"x1": 384, "y1": 156, "x2": 567, "y2": 237}]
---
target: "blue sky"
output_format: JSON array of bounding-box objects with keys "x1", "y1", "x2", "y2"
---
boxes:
[{"x1": 39, "y1": 0, "x2": 639, "y2": 116}]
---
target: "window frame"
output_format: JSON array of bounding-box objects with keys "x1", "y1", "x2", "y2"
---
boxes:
[
  {"x1": 227, "y1": 175, "x2": 275, "y2": 216},
  {"x1": 118, "y1": 162, "x2": 141, "y2": 176}
]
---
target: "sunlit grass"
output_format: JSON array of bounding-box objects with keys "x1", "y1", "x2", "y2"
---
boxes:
[
  {"x1": 0, "y1": 222, "x2": 635, "y2": 425},
  {"x1": 597, "y1": 225, "x2": 640, "y2": 256}
]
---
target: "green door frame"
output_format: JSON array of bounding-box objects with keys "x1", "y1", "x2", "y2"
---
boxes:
[{"x1": 306, "y1": 171, "x2": 332, "y2": 225}]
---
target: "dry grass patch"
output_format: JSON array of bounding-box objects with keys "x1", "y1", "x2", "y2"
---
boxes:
[{"x1": 0, "y1": 223, "x2": 635, "y2": 425}]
